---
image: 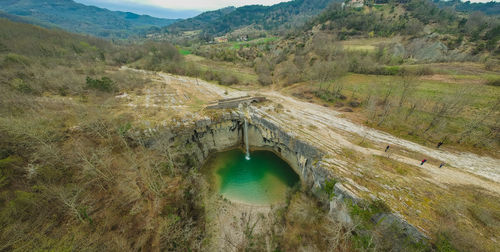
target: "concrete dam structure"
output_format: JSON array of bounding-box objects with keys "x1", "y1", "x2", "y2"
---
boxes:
[{"x1": 205, "y1": 96, "x2": 267, "y2": 109}]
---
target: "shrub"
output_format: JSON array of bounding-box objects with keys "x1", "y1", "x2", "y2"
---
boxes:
[
  {"x1": 12, "y1": 78, "x2": 34, "y2": 94},
  {"x1": 220, "y1": 74, "x2": 239, "y2": 85},
  {"x1": 415, "y1": 66, "x2": 434, "y2": 75},
  {"x1": 349, "y1": 101, "x2": 361, "y2": 107},
  {"x1": 348, "y1": 199, "x2": 391, "y2": 226},
  {"x1": 323, "y1": 178, "x2": 338, "y2": 199},
  {"x1": 382, "y1": 66, "x2": 400, "y2": 75},
  {"x1": 36, "y1": 165, "x2": 64, "y2": 184},
  {"x1": 0, "y1": 42, "x2": 8, "y2": 53},
  {"x1": 85, "y1": 76, "x2": 115, "y2": 92},
  {"x1": 258, "y1": 72, "x2": 273, "y2": 86},
  {"x1": 486, "y1": 79, "x2": 500, "y2": 86},
  {"x1": 3, "y1": 53, "x2": 31, "y2": 66},
  {"x1": 1, "y1": 191, "x2": 38, "y2": 221},
  {"x1": 349, "y1": 63, "x2": 403, "y2": 76},
  {"x1": 315, "y1": 90, "x2": 346, "y2": 102},
  {"x1": 201, "y1": 70, "x2": 221, "y2": 82},
  {"x1": 0, "y1": 156, "x2": 21, "y2": 189},
  {"x1": 58, "y1": 86, "x2": 69, "y2": 96},
  {"x1": 435, "y1": 232, "x2": 457, "y2": 252}
]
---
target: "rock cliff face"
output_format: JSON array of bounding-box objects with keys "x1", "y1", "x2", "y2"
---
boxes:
[
  {"x1": 247, "y1": 114, "x2": 324, "y2": 185},
  {"x1": 143, "y1": 110, "x2": 427, "y2": 245},
  {"x1": 159, "y1": 112, "x2": 326, "y2": 188}
]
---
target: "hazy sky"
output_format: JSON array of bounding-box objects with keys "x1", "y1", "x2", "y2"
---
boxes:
[{"x1": 76, "y1": 0, "x2": 291, "y2": 11}]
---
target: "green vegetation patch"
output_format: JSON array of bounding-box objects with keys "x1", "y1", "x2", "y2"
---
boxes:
[
  {"x1": 231, "y1": 37, "x2": 278, "y2": 50},
  {"x1": 348, "y1": 199, "x2": 391, "y2": 228},
  {"x1": 486, "y1": 78, "x2": 500, "y2": 86},
  {"x1": 322, "y1": 178, "x2": 338, "y2": 199},
  {"x1": 179, "y1": 48, "x2": 192, "y2": 55},
  {"x1": 85, "y1": 76, "x2": 116, "y2": 92}
]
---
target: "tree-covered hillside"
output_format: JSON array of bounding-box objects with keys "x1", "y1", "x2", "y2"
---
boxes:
[
  {"x1": 305, "y1": 0, "x2": 500, "y2": 54},
  {"x1": 0, "y1": 17, "x2": 211, "y2": 250},
  {"x1": 0, "y1": 0, "x2": 178, "y2": 39},
  {"x1": 164, "y1": 0, "x2": 337, "y2": 38},
  {"x1": 436, "y1": 0, "x2": 500, "y2": 16},
  {"x1": 165, "y1": 7, "x2": 237, "y2": 33}
]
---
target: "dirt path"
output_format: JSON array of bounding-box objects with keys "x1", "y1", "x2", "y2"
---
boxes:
[
  {"x1": 121, "y1": 66, "x2": 245, "y2": 100},
  {"x1": 257, "y1": 91, "x2": 500, "y2": 193}
]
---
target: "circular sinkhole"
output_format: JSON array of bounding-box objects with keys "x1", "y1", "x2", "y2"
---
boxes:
[{"x1": 203, "y1": 149, "x2": 300, "y2": 205}]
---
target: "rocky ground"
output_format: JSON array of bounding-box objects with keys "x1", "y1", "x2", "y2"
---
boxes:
[{"x1": 116, "y1": 67, "x2": 500, "y2": 249}]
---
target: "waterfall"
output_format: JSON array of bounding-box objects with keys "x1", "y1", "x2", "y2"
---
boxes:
[{"x1": 244, "y1": 118, "x2": 250, "y2": 160}]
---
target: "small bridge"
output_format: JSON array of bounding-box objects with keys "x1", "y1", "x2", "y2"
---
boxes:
[{"x1": 206, "y1": 96, "x2": 266, "y2": 109}]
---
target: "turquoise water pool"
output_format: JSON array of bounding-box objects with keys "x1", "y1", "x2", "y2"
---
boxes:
[{"x1": 204, "y1": 149, "x2": 300, "y2": 205}]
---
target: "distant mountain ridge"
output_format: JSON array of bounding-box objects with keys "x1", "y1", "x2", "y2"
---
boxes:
[
  {"x1": 74, "y1": 0, "x2": 201, "y2": 19},
  {"x1": 0, "y1": 0, "x2": 179, "y2": 38},
  {"x1": 436, "y1": 0, "x2": 500, "y2": 16},
  {"x1": 164, "y1": 0, "x2": 336, "y2": 36}
]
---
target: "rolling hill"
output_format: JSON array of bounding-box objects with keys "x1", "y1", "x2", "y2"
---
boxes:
[
  {"x1": 436, "y1": 0, "x2": 500, "y2": 16},
  {"x1": 164, "y1": 0, "x2": 337, "y2": 37},
  {"x1": 0, "y1": 0, "x2": 179, "y2": 39}
]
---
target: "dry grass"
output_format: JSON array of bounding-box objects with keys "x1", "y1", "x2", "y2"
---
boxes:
[
  {"x1": 284, "y1": 69, "x2": 500, "y2": 157},
  {"x1": 327, "y1": 141, "x2": 500, "y2": 252},
  {"x1": 185, "y1": 54, "x2": 259, "y2": 87},
  {"x1": 280, "y1": 193, "x2": 354, "y2": 251},
  {"x1": 0, "y1": 65, "x2": 208, "y2": 251}
]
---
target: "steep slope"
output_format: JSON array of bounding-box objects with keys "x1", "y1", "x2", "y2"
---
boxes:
[
  {"x1": 163, "y1": 6, "x2": 236, "y2": 33},
  {"x1": 0, "y1": 17, "x2": 209, "y2": 251},
  {"x1": 0, "y1": 11, "x2": 58, "y2": 29},
  {"x1": 0, "y1": 0, "x2": 178, "y2": 38},
  {"x1": 298, "y1": 0, "x2": 500, "y2": 60},
  {"x1": 164, "y1": 0, "x2": 336, "y2": 37}
]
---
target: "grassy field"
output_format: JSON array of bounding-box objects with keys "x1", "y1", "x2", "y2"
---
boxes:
[
  {"x1": 230, "y1": 37, "x2": 278, "y2": 50},
  {"x1": 184, "y1": 54, "x2": 258, "y2": 85},
  {"x1": 337, "y1": 73, "x2": 498, "y2": 107},
  {"x1": 179, "y1": 48, "x2": 192, "y2": 55},
  {"x1": 340, "y1": 37, "x2": 399, "y2": 52}
]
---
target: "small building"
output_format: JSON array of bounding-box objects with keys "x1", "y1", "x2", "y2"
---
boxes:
[
  {"x1": 214, "y1": 36, "x2": 228, "y2": 43},
  {"x1": 347, "y1": 0, "x2": 364, "y2": 8}
]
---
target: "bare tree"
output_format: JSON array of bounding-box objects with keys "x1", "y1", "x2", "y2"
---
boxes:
[
  {"x1": 424, "y1": 88, "x2": 472, "y2": 133},
  {"x1": 381, "y1": 82, "x2": 395, "y2": 106},
  {"x1": 310, "y1": 32, "x2": 341, "y2": 60},
  {"x1": 377, "y1": 101, "x2": 392, "y2": 126},
  {"x1": 457, "y1": 97, "x2": 500, "y2": 143},
  {"x1": 275, "y1": 60, "x2": 301, "y2": 86},
  {"x1": 255, "y1": 57, "x2": 273, "y2": 86},
  {"x1": 52, "y1": 186, "x2": 84, "y2": 222},
  {"x1": 405, "y1": 97, "x2": 421, "y2": 120},
  {"x1": 224, "y1": 211, "x2": 264, "y2": 251},
  {"x1": 310, "y1": 60, "x2": 347, "y2": 92},
  {"x1": 398, "y1": 74, "x2": 418, "y2": 110},
  {"x1": 366, "y1": 93, "x2": 378, "y2": 121}
]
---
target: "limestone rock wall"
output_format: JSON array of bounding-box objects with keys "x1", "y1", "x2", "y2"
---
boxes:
[
  {"x1": 247, "y1": 114, "x2": 323, "y2": 186},
  {"x1": 152, "y1": 112, "x2": 325, "y2": 189},
  {"x1": 143, "y1": 111, "x2": 427, "y2": 246}
]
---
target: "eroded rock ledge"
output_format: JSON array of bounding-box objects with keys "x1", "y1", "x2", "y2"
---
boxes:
[{"x1": 141, "y1": 110, "x2": 428, "y2": 246}]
